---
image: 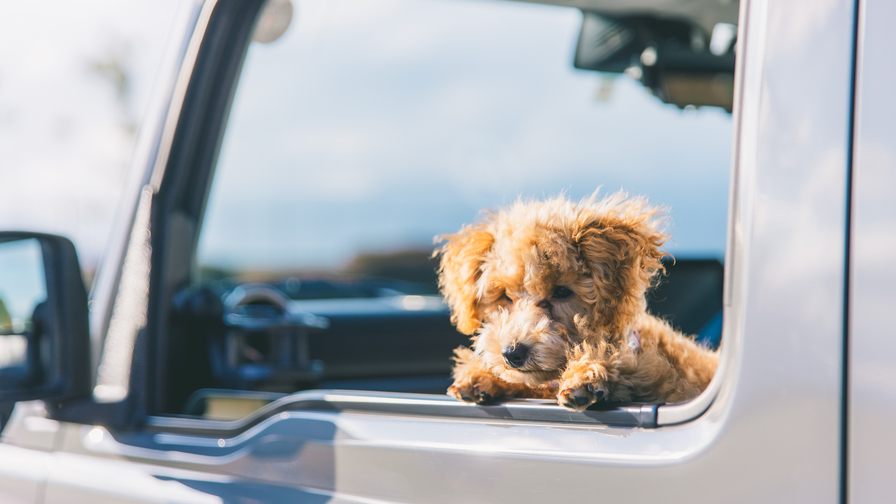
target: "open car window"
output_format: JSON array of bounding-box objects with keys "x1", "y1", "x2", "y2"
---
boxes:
[{"x1": 169, "y1": 0, "x2": 733, "y2": 419}]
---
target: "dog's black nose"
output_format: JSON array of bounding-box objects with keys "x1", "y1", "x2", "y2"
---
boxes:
[{"x1": 503, "y1": 344, "x2": 530, "y2": 368}]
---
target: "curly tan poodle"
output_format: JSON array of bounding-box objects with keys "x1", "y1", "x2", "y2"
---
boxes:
[{"x1": 436, "y1": 192, "x2": 718, "y2": 411}]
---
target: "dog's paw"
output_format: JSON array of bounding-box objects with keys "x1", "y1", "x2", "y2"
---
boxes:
[
  {"x1": 447, "y1": 384, "x2": 495, "y2": 404},
  {"x1": 558, "y1": 383, "x2": 607, "y2": 411},
  {"x1": 447, "y1": 376, "x2": 509, "y2": 404},
  {"x1": 557, "y1": 365, "x2": 610, "y2": 411}
]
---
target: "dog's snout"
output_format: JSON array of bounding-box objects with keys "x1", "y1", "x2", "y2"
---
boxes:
[{"x1": 502, "y1": 344, "x2": 530, "y2": 368}]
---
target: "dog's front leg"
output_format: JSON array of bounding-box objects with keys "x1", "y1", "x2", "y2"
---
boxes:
[
  {"x1": 557, "y1": 342, "x2": 633, "y2": 411},
  {"x1": 448, "y1": 346, "x2": 552, "y2": 404}
]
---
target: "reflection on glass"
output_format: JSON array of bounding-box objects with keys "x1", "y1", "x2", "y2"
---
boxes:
[
  {"x1": 0, "y1": 297, "x2": 10, "y2": 334},
  {"x1": 0, "y1": 238, "x2": 47, "y2": 367},
  {"x1": 198, "y1": 0, "x2": 732, "y2": 291}
]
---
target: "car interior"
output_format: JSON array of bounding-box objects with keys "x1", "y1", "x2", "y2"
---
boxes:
[{"x1": 166, "y1": 255, "x2": 723, "y2": 419}]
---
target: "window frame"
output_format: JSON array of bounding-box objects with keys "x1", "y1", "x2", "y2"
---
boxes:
[{"x1": 139, "y1": 0, "x2": 736, "y2": 428}]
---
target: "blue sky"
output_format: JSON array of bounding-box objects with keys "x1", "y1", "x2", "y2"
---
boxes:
[{"x1": 198, "y1": 0, "x2": 733, "y2": 272}]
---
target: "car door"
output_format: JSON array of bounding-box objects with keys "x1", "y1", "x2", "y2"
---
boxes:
[
  {"x1": 848, "y1": 0, "x2": 896, "y2": 501},
  {"x1": 6, "y1": 0, "x2": 859, "y2": 502}
]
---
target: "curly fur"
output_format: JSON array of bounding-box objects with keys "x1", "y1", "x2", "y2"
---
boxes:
[{"x1": 437, "y1": 191, "x2": 718, "y2": 410}]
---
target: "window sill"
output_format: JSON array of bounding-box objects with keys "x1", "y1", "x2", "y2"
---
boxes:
[{"x1": 147, "y1": 389, "x2": 661, "y2": 438}]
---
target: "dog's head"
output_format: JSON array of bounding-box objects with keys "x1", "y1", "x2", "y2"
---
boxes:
[{"x1": 436, "y1": 192, "x2": 668, "y2": 386}]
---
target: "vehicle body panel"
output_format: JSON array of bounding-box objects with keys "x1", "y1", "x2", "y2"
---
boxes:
[{"x1": 849, "y1": 0, "x2": 896, "y2": 500}]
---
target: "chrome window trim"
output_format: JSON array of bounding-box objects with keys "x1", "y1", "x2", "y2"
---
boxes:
[
  {"x1": 148, "y1": 0, "x2": 221, "y2": 192},
  {"x1": 847, "y1": 0, "x2": 896, "y2": 499},
  {"x1": 88, "y1": 0, "x2": 216, "y2": 379},
  {"x1": 145, "y1": 390, "x2": 659, "y2": 438},
  {"x1": 655, "y1": 0, "x2": 753, "y2": 426}
]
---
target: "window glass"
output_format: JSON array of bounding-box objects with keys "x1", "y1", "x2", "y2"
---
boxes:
[
  {"x1": 0, "y1": 238, "x2": 46, "y2": 367},
  {"x1": 192, "y1": 0, "x2": 732, "y2": 403}
]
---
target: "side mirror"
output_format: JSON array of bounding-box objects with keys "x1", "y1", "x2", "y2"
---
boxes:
[{"x1": 0, "y1": 233, "x2": 91, "y2": 404}]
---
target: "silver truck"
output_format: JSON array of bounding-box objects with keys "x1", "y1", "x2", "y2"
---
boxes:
[{"x1": 0, "y1": 0, "x2": 892, "y2": 502}]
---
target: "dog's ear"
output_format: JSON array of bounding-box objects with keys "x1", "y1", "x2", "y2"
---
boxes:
[
  {"x1": 435, "y1": 221, "x2": 495, "y2": 335},
  {"x1": 573, "y1": 195, "x2": 668, "y2": 333}
]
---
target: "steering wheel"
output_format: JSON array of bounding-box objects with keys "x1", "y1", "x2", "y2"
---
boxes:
[{"x1": 216, "y1": 283, "x2": 330, "y2": 391}]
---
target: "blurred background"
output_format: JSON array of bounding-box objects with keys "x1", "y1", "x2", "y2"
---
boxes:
[{"x1": 0, "y1": 0, "x2": 182, "y2": 284}]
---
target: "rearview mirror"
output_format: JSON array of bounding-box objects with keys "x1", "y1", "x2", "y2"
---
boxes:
[
  {"x1": 574, "y1": 11, "x2": 736, "y2": 111},
  {"x1": 0, "y1": 233, "x2": 91, "y2": 404}
]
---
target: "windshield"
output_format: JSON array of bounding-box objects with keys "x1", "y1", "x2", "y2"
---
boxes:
[{"x1": 197, "y1": 0, "x2": 732, "y2": 289}]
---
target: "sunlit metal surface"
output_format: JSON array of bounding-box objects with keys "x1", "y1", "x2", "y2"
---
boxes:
[
  {"x1": 0, "y1": 445, "x2": 53, "y2": 504},
  {"x1": 849, "y1": 0, "x2": 896, "y2": 500},
  {"x1": 87, "y1": 0, "x2": 209, "y2": 375},
  {"x1": 145, "y1": 390, "x2": 658, "y2": 433},
  {"x1": 0, "y1": 402, "x2": 61, "y2": 504},
  {"x1": 147, "y1": 0, "x2": 220, "y2": 192},
  {"x1": 94, "y1": 186, "x2": 153, "y2": 403}
]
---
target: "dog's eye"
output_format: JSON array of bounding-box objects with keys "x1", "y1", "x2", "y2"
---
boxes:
[
  {"x1": 502, "y1": 292, "x2": 513, "y2": 303},
  {"x1": 552, "y1": 286, "x2": 573, "y2": 300}
]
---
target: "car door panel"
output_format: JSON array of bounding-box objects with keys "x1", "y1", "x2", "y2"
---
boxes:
[
  {"x1": 848, "y1": 0, "x2": 896, "y2": 501},
  {"x1": 0, "y1": 444, "x2": 51, "y2": 504}
]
